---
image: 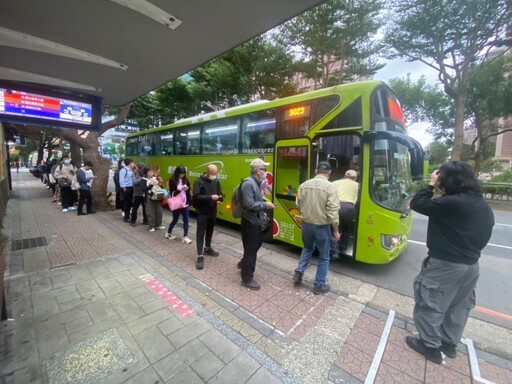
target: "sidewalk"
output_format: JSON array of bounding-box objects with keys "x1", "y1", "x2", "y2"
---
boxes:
[{"x1": 1, "y1": 171, "x2": 511, "y2": 384}]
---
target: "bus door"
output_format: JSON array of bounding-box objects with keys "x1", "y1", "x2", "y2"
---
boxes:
[
  {"x1": 272, "y1": 138, "x2": 311, "y2": 245},
  {"x1": 311, "y1": 133, "x2": 362, "y2": 258}
]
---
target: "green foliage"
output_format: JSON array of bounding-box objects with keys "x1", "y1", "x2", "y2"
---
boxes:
[
  {"x1": 480, "y1": 159, "x2": 503, "y2": 173},
  {"x1": 279, "y1": 0, "x2": 384, "y2": 87},
  {"x1": 425, "y1": 142, "x2": 449, "y2": 168},
  {"x1": 384, "y1": 0, "x2": 512, "y2": 160},
  {"x1": 492, "y1": 171, "x2": 512, "y2": 183}
]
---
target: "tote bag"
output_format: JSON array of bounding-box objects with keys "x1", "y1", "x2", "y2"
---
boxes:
[{"x1": 168, "y1": 190, "x2": 188, "y2": 211}]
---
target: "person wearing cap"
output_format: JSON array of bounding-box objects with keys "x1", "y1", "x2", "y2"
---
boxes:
[
  {"x1": 293, "y1": 161, "x2": 340, "y2": 295},
  {"x1": 76, "y1": 160, "x2": 96, "y2": 215},
  {"x1": 237, "y1": 158, "x2": 276, "y2": 290},
  {"x1": 332, "y1": 169, "x2": 359, "y2": 255},
  {"x1": 129, "y1": 162, "x2": 148, "y2": 226},
  {"x1": 192, "y1": 164, "x2": 223, "y2": 270}
]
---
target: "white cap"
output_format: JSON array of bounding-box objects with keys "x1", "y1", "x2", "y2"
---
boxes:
[
  {"x1": 345, "y1": 170, "x2": 357, "y2": 178},
  {"x1": 250, "y1": 158, "x2": 270, "y2": 169}
]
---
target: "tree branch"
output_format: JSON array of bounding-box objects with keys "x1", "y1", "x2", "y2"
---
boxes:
[{"x1": 100, "y1": 103, "x2": 132, "y2": 134}]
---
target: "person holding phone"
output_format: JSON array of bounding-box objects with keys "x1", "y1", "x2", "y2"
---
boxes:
[
  {"x1": 405, "y1": 161, "x2": 494, "y2": 364},
  {"x1": 165, "y1": 166, "x2": 192, "y2": 244}
]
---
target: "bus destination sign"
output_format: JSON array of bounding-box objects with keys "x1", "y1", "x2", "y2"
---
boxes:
[{"x1": 284, "y1": 105, "x2": 311, "y2": 121}]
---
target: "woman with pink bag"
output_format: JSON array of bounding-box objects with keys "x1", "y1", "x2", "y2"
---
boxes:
[{"x1": 165, "y1": 166, "x2": 192, "y2": 244}]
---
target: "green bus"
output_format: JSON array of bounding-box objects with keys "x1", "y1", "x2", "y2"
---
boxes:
[{"x1": 126, "y1": 80, "x2": 424, "y2": 264}]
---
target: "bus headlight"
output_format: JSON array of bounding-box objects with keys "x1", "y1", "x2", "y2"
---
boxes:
[{"x1": 380, "y1": 234, "x2": 402, "y2": 251}]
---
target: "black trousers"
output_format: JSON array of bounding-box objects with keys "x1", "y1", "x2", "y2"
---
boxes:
[
  {"x1": 130, "y1": 195, "x2": 147, "y2": 224},
  {"x1": 60, "y1": 186, "x2": 74, "y2": 209},
  {"x1": 339, "y1": 202, "x2": 356, "y2": 250},
  {"x1": 196, "y1": 213, "x2": 216, "y2": 255},
  {"x1": 240, "y1": 218, "x2": 263, "y2": 283},
  {"x1": 122, "y1": 188, "x2": 134, "y2": 220},
  {"x1": 78, "y1": 189, "x2": 92, "y2": 213}
]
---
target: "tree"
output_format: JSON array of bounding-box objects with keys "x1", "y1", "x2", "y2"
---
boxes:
[
  {"x1": 384, "y1": 0, "x2": 512, "y2": 160},
  {"x1": 465, "y1": 56, "x2": 512, "y2": 174},
  {"x1": 55, "y1": 104, "x2": 132, "y2": 210},
  {"x1": 425, "y1": 141, "x2": 450, "y2": 168},
  {"x1": 279, "y1": 0, "x2": 384, "y2": 88},
  {"x1": 389, "y1": 75, "x2": 455, "y2": 145}
]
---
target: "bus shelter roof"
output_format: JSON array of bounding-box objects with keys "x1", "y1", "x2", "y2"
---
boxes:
[{"x1": 0, "y1": 0, "x2": 324, "y2": 106}]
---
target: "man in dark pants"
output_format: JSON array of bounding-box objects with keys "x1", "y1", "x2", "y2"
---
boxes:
[
  {"x1": 119, "y1": 158, "x2": 134, "y2": 223},
  {"x1": 405, "y1": 161, "x2": 494, "y2": 364},
  {"x1": 238, "y1": 159, "x2": 275, "y2": 290},
  {"x1": 192, "y1": 164, "x2": 223, "y2": 270},
  {"x1": 76, "y1": 161, "x2": 96, "y2": 215}
]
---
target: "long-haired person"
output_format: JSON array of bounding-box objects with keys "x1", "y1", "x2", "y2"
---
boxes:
[
  {"x1": 165, "y1": 166, "x2": 192, "y2": 244},
  {"x1": 405, "y1": 161, "x2": 494, "y2": 364}
]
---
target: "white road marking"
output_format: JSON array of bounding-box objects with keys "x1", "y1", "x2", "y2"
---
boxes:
[
  {"x1": 364, "y1": 309, "x2": 395, "y2": 384},
  {"x1": 407, "y1": 240, "x2": 512, "y2": 251},
  {"x1": 463, "y1": 338, "x2": 496, "y2": 384}
]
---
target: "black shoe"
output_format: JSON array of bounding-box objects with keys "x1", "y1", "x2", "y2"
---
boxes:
[
  {"x1": 241, "y1": 279, "x2": 261, "y2": 291},
  {"x1": 123, "y1": 219, "x2": 130, "y2": 223},
  {"x1": 441, "y1": 341, "x2": 457, "y2": 358},
  {"x1": 77, "y1": 212, "x2": 88, "y2": 216},
  {"x1": 405, "y1": 336, "x2": 443, "y2": 364},
  {"x1": 130, "y1": 222, "x2": 137, "y2": 227},
  {"x1": 236, "y1": 261, "x2": 242, "y2": 270},
  {"x1": 203, "y1": 247, "x2": 219, "y2": 257},
  {"x1": 313, "y1": 283, "x2": 330, "y2": 295},
  {"x1": 293, "y1": 270, "x2": 303, "y2": 284},
  {"x1": 196, "y1": 257, "x2": 204, "y2": 270}
]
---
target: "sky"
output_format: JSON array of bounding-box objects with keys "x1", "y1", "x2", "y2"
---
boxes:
[{"x1": 373, "y1": 58, "x2": 439, "y2": 147}]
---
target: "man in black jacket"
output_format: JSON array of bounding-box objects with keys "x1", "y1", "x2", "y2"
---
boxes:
[
  {"x1": 238, "y1": 158, "x2": 275, "y2": 290},
  {"x1": 192, "y1": 164, "x2": 223, "y2": 270},
  {"x1": 405, "y1": 161, "x2": 494, "y2": 364}
]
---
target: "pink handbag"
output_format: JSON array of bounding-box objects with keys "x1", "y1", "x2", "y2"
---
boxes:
[{"x1": 168, "y1": 190, "x2": 187, "y2": 211}]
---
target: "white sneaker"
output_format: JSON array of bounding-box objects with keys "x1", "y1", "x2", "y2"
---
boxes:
[
  {"x1": 182, "y1": 236, "x2": 192, "y2": 244},
  {"x1": 69, "y1": 206, "x2": 77, "y2": 211},
  {"x1": 62, "y1": 209, "x2": 68, "y2": 213},
  {"x1": 121, "y1": 212, "x2": 124, "y2": 217},
  {"x1": 58, "y1": 202, "x2": 62, "y2": 205},
  {"x1": 149, "y1": 228, "x2": 155, "y2": 232},
  {"x1": 165, "y1": 233, "x2": 176, "y2": 240},
  {"x1": 155, "y1": 226, "x2": 166, "y2": 230}
]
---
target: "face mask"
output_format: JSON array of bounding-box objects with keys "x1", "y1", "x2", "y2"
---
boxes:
[
  {"x1": 64, "y1": 159, "x2": 71, "y2": 165},
  {"x1": 208, "y1": 175, "x2": 217, "y2": 181},
  {"x1": 121, "y1": 162, "x2": 125, "y2": 167}
]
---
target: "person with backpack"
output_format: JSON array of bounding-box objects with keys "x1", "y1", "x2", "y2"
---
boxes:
[
  {"x1": 165, "y1": 165, "x2": 192, "y2": 244},
  {"x1": 236, "y1": 158, "x2": 275, "y2": 290},
  {"x1": 192, "y1": 164, "x2": 223, "y2": 270},
  {"x1": 54, "y1": 154, "x2": 77, "y2": 213},
  {"x1": 129, "y1": 163, "x2": 148, "y2": 226}
]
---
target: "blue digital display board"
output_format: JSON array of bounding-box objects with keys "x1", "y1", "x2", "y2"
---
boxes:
[{"x1": 0, "y1": 81, "x2": 102, "y2": 131}]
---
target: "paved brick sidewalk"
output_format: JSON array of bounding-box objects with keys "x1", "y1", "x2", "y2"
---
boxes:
[{"x1": 1, "y1": 171, "x2": 511, "y2": 384}]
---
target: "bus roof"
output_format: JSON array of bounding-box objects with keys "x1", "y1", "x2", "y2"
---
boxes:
[{"x1": 127, "y1": 80, "x2": 384, "y2": 138}]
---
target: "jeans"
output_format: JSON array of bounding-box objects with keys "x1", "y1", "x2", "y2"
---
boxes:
[
  {"x1": 296, "y1": 223, "x2": 331, "y2": 287},
  {"x1": 167, "y1": 207, "x2": 189, "y2": 236},
  {"x1": 196, "y1": 214, "x2": 216, "y2": 255},
  {"x1": 339, "y1": 202, "x2": 356, "y2": 250},
  {"x1": 240, "y1": 218, "x2": 263, "y2": 283},
  {"x1": 60, "y1": 186, "x2": 74, "y2": 209}
]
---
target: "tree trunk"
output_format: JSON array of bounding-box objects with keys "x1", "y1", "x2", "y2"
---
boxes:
[
  {"x1": 82, "y1": 132, "x2": 114, "y2": 211},
  {"x1": 451, "y1": 93, "x2": 466, "y2": 161},
  {"x1": 70, "y1": 142, "x2": 81, "y2": 167}
]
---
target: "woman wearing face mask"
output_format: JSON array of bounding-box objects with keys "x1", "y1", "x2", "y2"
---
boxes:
[
  {"x1": 192, "y1": 164, "x2": 223, "y2": 270},
  {"x1": 165, "y1": 166, "x2": 192, "y2": 243},
  {"x1": 54, "y1": 154, "x2": 78, "y2": 213}
]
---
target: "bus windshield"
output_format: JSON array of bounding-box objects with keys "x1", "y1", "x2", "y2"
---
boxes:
[{"x1": 370, "y1": 134, "x2": 414, "y2": 212}]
